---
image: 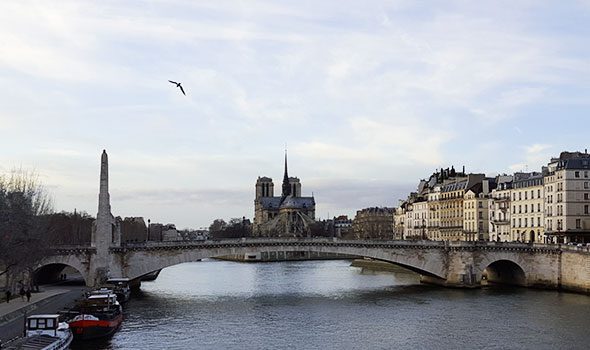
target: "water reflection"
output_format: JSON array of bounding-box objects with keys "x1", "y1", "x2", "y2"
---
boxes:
[{"x1": 73, "y1": 259, "x2": 590, "y2": 350}]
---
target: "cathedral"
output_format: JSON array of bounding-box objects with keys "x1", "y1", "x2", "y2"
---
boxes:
[{"x1": 253, "y1": 152, "x2": 316, "y2": 237}]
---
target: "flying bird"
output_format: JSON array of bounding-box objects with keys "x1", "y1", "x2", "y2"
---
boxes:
[{"x1": 168, "y1": 80, "x2": 186, "y2": 96}]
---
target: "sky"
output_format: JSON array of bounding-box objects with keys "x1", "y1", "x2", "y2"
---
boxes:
[{"x1": 1, "y1": 1, "x2": 589, "y2": 229}]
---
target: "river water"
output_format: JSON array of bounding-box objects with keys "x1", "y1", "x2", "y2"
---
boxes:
[{"x1": 72, "y1": 259, "x2": 590, "y2": 350}]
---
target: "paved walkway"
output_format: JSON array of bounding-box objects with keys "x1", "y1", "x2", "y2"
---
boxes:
[{"x1": 0, "y1": 288, "x2": 69, "y2": 325}]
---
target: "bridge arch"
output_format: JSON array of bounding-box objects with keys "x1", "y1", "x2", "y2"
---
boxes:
[
  {"x1": 120, "y1": 241, "x2": 448, "y2": 283},
  {"x1": 482, "y1": 259, "x2": 526, "y2": 286},
  {"x1": 35, "y1": 255, "x2": 89, "y2": 286}
]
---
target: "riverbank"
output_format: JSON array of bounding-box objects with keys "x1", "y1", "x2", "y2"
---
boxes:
[
  {"x1": 0, "y1": 285, "x2": 88, "y2": 344},
  {"x1": 350, "y1": 258, "x2": 419, "y2": 274}
]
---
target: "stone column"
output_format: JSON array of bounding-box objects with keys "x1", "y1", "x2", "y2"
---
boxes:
[{"x1": 89, "y1": 150, "x2": 121, "y2": 286}]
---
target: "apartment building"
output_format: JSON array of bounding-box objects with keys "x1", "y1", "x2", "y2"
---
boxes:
[
  {"x1": 463, "y1": 179, "x2": 493, "y2": 241},
  {"x1": 489, "y1": 175, "x2": 513, "y2": 242},
  {"x1": 510, "y1": 172, "x2": 545, "y2": 243},
  {"x1": 545, "y1": 151, "x2": 590, "y2": 243}
]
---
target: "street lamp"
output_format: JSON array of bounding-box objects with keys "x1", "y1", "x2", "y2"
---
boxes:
[{"x1": 422, "y1": 218, "x2": 426, "y2": 240}]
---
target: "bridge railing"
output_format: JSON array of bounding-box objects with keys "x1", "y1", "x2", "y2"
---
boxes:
[
  {"x1": 116, "y1": 237, "x2": 448, "y2": 249},
  {"x1": 114, "y1": 237, "x2": 568, "y2": 251}
]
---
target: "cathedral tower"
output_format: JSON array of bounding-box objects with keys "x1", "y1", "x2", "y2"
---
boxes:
[{"x1": 281, "y1": 151, "x2": 291, "y2": 197}]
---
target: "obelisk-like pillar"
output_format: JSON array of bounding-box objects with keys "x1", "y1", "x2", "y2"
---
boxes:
[{"x1": 90, "y1": 150, "x2": 120, "y2": 285}]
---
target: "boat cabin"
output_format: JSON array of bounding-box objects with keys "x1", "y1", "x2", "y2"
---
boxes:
[
  {"x1": 106, "y1": 277, "x2": 130, "y2": 286},
  {"x1": 26, "y1": 314, "x2": 67, "y2": 337}
]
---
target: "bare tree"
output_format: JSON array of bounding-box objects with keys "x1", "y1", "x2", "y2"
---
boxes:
[
  {"x1": 208, "y1": 218, "x2": 227, "y2": 233},
  {"x1": 0, "y1": 169, "x2": 54, "y2": 291}
]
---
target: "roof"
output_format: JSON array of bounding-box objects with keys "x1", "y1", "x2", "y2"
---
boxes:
[
  {"x1": 280, "y1": 196, "x2": 315, "y2": 209},
  {"x1": 442, "y1": 180, "x2": 467, "y2": 192},
  {"x1": 559, "y1": 158, "x2": 590, "y2": 170},
  {"x1": 259, "y1": 195, "x2": 315, "y2": 210},
  {"x1": 27, "y1": 314, "x2": 60, "y2": 319},
  {"x1": 259, "y1": 197, "x2": 282, "y2": 209}
]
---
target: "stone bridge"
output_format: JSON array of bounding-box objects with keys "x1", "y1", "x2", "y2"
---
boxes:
[
  {"x1": 39, "y1": 238, "x2": 590, "y2": 294},
  {"x1": 33, "y1": 150, "x2": 590, "y2": 294}
]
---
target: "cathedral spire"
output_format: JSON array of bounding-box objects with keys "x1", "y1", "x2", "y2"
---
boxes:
[{"x1": 282, "y1": 149, "x2": 291, "y2": 197}]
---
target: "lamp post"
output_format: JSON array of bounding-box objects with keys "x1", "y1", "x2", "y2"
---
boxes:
[{"x1": 422, "y1": 218, "x2": 426, "y2": 240}]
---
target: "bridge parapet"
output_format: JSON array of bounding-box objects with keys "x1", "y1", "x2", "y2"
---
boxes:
[
  {"x1": 49, "y1": 246, "x2": 96, "y2": 255},
  {"x1": 111, "y1": 238, "x2": 448, "y2": 252}
]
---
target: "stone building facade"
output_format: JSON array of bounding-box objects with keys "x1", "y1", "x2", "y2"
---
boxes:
[
  {"x1": 352, "y1": 207, "x2": 394, "y2": 239},
  {"x1": 427, "y1": 185, "x2": 442, "y2": 241},
  {"x1": 489, "y1": 175, "x2": 513, "y2": 242},
  {"x1": 462, "y1": 179, "x2": 493, "y2": 241},
  {"x1": 439, "y1": 174, "x2": 485, "y2": 241},
  {"x1": 409, "y1": 199, "x2": 428, "y2": 240},
  {"x1": 253, "y1": 153, "x2": 316, "y2": 237},
  {"x1": 393, "y1": 202, "x2": 406, "y2": 239},
  {"x1": 544, "y1": 151, "x2": 590, "y2": 243},
  {"x1": 510, "y1": 172, "x2": 545, "y2": 243}
]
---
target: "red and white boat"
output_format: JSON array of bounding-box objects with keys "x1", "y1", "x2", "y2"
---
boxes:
[{"x1": 68, "y1": 292, "x2": 123, "y2": 340}]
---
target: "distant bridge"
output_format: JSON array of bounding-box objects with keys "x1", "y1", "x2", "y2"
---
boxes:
[{"x1": 33, "y1": 150, "x2": 590, "y2": 294}]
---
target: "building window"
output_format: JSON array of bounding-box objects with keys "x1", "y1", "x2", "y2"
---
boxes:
[
  {"x1": 585, "y1": 171, "x2": 589, "y2": 178},
  {"x1": 531, "y1": 190, "x2": 534, "y2": 199},
  {"x1": 537, "y1": 203, "x2": 541, "y2": 212},
  {"x1": 524, "y1": 218, "x2": 528, "y2": 227},
  {"x1": 519, "y1": 218, "x2": 522, "y2": 227},
  {"x1": 585, "y1": 182, "x2": 589, "y2": 189},
  {"x1": 538, "y1": 189, "x2": 541, "y2": 198},
  {"x1": 575, "y1": 171, "x2": 580, "y2": 178},
  {"x1": 519, "y1": 192, "x2": 522, "y2": 200},
  {"x1": 525, "y1": 192, "x2": 528, "y2": 200},
  {"x1": 576, "y1": 219, "x2": 581, "y2": 229},
  {"x1": 585, "y1": 205, "x2": 589, "y2": 215},
  {"x1": 519, "y1": 205, "x2": 522, "y2": 213}
]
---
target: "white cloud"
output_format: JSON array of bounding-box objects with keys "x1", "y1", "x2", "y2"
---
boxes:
[
  {"x1": 509, "y1": 144, "x2": 554, "y2": 173},
  {"x1": 1, "y1": 1, "x2": 589, "y2": 227}
]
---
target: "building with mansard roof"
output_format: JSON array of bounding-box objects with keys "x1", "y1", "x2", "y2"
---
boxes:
[
  {"x1": 253, "y1": 152, "x2": 316, "y2": 237},
  {"x1": 544, "y1": 151, "x2": 590, "y2": 243}
]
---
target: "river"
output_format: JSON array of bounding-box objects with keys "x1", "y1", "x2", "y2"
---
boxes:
[{"x1": 71, "y1": 259, "x2": 590, "y2": 350}]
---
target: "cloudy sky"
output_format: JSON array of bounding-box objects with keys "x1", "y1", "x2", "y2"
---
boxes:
[{"x1": 1, "y1": 1, "x2": 589, "y2": 229}]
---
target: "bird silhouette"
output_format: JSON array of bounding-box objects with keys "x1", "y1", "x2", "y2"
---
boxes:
[{"x1": 168, "y1": 80, "x2": 186, "y2": 96}]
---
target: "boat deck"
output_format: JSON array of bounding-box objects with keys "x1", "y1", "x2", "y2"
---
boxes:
[{"x1": 4, "y1": 334, "x2": 62, "y2": 350}]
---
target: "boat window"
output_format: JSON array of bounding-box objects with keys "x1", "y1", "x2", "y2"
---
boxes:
[
  {"x1": 47, "y1": 318, "x2": 55, "y2": 328},
  {"x1": 37, "y1": 319, "x2": 46, "y2": 329},
  {"x1": 29, "y1": 319, "x2": 37, "y2": 329}
]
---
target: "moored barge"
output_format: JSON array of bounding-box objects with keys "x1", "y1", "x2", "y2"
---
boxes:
[{"x1": 68, "y1": 292, "x2": 123, "y2": 340}]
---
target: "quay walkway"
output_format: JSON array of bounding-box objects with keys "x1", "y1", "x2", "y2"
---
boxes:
[
  {"x1": 0, "y1": 286, "x2": 87, "y2": 344},
  {"x1": 0, "y1": 288, "x2": 70, "y2": 325}
]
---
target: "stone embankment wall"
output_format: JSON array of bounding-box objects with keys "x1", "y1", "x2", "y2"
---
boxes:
[
  {"x1": 560, "y1": 248, "x2": 590, "y2": 293},
  {"x1": 217, "y1": 251, "x2": 358, "y2": 262}
]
